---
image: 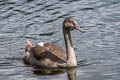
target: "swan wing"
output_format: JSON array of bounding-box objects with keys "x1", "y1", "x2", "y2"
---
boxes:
[
  {"x1": 31, "y1": 43, "x2": 66, "y2": 63},
  {"x1": 44, "y1": 43, "x2": 67, "y2": 61}
]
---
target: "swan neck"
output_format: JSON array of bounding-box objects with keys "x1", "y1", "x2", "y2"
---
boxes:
[{"x1": 63, "y1": 27, "x2": 77, "y2": 67}]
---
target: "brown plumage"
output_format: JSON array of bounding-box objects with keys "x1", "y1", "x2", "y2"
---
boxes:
[
  {"x1": 24, "y1": 41, "x2": 67, "y2": 68},
  {"x1": 23, "y1": 18, "x2": 84, "y2": 68},
  {"x1": 32, "y1": 43, "x2": 66, "y2": 63}
]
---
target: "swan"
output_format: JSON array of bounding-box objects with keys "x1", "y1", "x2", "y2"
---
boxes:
[{"x1": 23, "y1": 18, "x2": 84, "y2": 68}]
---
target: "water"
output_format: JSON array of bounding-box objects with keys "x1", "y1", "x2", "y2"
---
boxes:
[{"x1": 0, "y1": 0, "x2": 120, "y2": 80}]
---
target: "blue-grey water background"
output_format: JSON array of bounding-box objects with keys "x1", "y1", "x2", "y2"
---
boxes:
[{"x1": 0, "y1": 0, "x2": 120, "y2": 80}]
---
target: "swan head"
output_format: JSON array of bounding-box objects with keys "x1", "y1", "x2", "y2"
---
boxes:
[{"x1": 63, "y1": 18, "x2": 84, "y2": 32}]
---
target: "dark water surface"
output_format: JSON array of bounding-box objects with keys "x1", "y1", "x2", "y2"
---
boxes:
[{"x1": 0, "y1": 0, "x2": 120, "y2": 80}]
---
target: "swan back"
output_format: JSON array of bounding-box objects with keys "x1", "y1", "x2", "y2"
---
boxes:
[{"x1": 24, "y1": 40, "x2": 67, "y2": 67}]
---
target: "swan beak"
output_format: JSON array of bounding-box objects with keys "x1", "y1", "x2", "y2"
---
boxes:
[{"x1": 75, "y1": 26, "x2": 85, "y2": 33}]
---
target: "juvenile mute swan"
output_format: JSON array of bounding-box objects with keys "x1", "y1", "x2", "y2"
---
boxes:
[{"x1": 23, "y1": 18, "x2": 84, "y2": 68}]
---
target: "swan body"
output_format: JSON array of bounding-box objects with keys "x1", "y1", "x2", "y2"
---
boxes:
[{"x1": 23, "y1": 18, "x2": 84, "y2": 68}]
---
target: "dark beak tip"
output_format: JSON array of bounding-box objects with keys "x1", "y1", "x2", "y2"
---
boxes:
[
  {"x1": 82, "y1": 31, "x2": 85, "y2": 33},
  {"x1": 75, "y1": 26, "x2": 85, "y2": 33}
]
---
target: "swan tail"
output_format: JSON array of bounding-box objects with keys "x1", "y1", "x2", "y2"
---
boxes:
[{"x1": 25, "y1": 40, "x2": 32, "y2": 52}]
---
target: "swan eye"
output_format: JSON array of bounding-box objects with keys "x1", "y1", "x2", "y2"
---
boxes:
[
  {"x1": 70, "y1": 28, "x2": 74, "y2": 30},
  {"x1": 73, "y1": 23, "x2": 76, "y2": 26}
]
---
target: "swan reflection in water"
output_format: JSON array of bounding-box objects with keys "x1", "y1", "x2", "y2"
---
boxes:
[
  {"x1": 32, "y1": 67, "x2": 77, "y2": 80},
  {"x1": 67, "y1": 67, "x2": 77, "y2": 80}
]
